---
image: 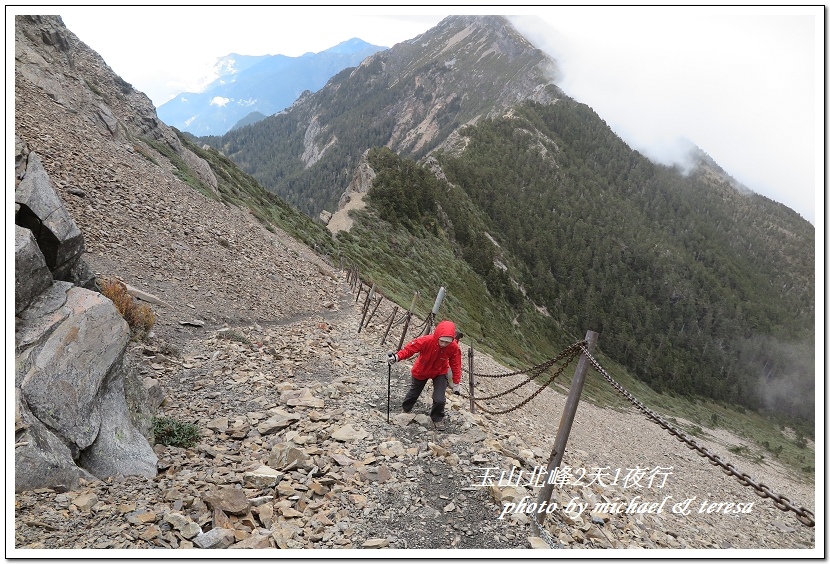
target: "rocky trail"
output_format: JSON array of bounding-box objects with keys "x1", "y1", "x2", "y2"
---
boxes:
[{"x1": 14, "y1": 274, "x2": 817, "y2": 552}]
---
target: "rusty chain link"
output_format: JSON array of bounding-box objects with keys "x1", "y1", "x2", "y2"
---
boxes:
[
  {"x1": 580, "y1": 345, "x2": 816, "y2": 528},
  {"x1": 458, "y1": 347, "x2": 581, "y2": 415},
  {"x1": 462, "y1": 343, "x2": 584, "y2": 401},
  {"x1": 462, "y1": 340, "x2": 587, "y2": 379},
  {"x1": 392, "y1": 310, "x2": 410, "y2": 327}
]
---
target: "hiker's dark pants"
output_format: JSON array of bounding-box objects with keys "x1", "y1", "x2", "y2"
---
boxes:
[{"x1": 402, "y1": 374, "x2": 448, "y2": 422}]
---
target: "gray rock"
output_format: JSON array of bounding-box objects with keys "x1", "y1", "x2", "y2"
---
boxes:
[
  {"x1": 16, "y1": 284, "x2": 157, "y2": 488},
  {"x1": 77, "y1": 358, "x2": 158, "y2": 479},
  {"x1": 331, "y1": 424, "x2": 369, "y2": 441},
  {"x1": 142, "y1": 377, "x2": 166, "y2": 411},
  {"x1": 18, "y1": 287, "x2": 129, "y2": 453},
  {"x1": 14, "y1": 225, "x2": 53, "y2": 315},
  {"x1": 14, "y1": 389, "x2": 96, "y2": 493},
  {"x1": 193, "y1": 527, "x2": 235, "y2": 549},
  {"x1": 243, "y1": 465, "x2": 283, "y2": 489},
  {"x1": 258, "y1": 413, "x2": 300, "y2": 435},
  {"x1": 163, "y1": 511, "x2": 202, "y2": 539},
  {"x1": 414, "y1": 414, "x2": 433, "y2": 427},
  {"x1": 268, "y1": 443, "x2": 311, "y2": 470},
  {"x1": 15, "y1": 152, "x2": 85, "y2": 281}
]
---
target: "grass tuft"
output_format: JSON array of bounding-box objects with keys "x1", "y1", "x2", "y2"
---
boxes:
[
  {"x1": 99, "y1": 277, "x2": 155, "y2": 340},
  {"x1": 152, "y1": 416, "x2": 200, "y2": 448}
]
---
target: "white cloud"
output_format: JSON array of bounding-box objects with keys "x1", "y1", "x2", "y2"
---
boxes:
[
  {"x1": 510, "y1": 8, "x2": 820, "y2": 224},
  {"x1": 210, "y1": 96, "x2": 231, "y2": 107},
  {"x1": 215, "y1": 57, "x2": 238, "y2": 75},
  {"x1": 238, "y1": 98, "x2": 257, "y2": 107}
]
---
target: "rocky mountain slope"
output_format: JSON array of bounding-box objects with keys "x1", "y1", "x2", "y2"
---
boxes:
[
  {"x1": 207, "y1": 15, "x2": 561, "y2": 217},
  {"x1": 13, "y1": 15, "x2": 816, "y2": 553}
]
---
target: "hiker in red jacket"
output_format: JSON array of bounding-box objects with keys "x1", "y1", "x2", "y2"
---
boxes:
[{"x1": 387, "y1": 319, "x2": 462, "y2": 430}]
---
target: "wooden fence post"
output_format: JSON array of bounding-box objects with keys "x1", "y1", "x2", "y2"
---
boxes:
[
  {"x1": 381, "y1": 306, "x2": 399, "y2": 346},
  {"x1": 357, "y1": 284, "x2": 375, "y2": 333},
  {"x1": 397, "y1": 292, "x2": 419, "y2": 351},
  {"x1": 365, "y1": 293, "x2": 384, "y2": 327},
  {"x1": 468, "y1": 344, "x2": 476, "y2": 414},
  {"x1": 536, "y1": 330, "x2": 599, "y2": 525}
]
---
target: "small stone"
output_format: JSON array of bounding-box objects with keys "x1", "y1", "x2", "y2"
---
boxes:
[
  {"x1": 206, "y1": 417, "x2": 229, "y2": 431},
  {"x1": 73, "y1": 493, "x2": 98, "y2": 512},
  {"x1": 528, "y1": 536, "x2": 550, "y2": 549},
  {"x1": 126, "y1": 509, "x2": 158, "y2": 524},
  {"x1": 280, "y1": 507, "x2": 304, "y2": 518},
  {"x1": 331, "y1": 424, "x2": 369, "y2": 441},
  {"x1": 228, "y1": 533, "x2": 271, "y2": 549},
  {"x1": 164, "y1": 511, "x2": 202, "y2": 540},
  {"x1": 771, "y1": 520, "x2": 796, "y2": 534},
  {"x1": 362, "y1": 538, "x2": 390, "y2": 548},
  {"x1": 243, "y1": 465, "x2": 283, "y2": 488},
  {"x1": 414, "y1": 414, "x2": 432, "y2": 426},
  {"x1": 202, "y1": 486, "x2": 251, "y2": 515},
  {"x1": 393, "y1": 413, "x2": 415, "y2": 426},
  {"x1": 193, "y1": 527, "x2": 235, "y2": 549}
]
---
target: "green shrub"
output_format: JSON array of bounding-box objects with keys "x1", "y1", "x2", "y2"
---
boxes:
[
  {"x1": 152, "y1": 416, "x2": 200, "y2": 448},
  {"x1": 217, "y1": 330, "x2": 250, "y2": 344}
]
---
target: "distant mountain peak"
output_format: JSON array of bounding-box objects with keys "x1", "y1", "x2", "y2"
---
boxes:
[
  {"x1": 157, "y1": 39, "x2": 385, "y2": 136},
  {"x1": 324, "y1": 37, "x2": 387, "y2": 54}
]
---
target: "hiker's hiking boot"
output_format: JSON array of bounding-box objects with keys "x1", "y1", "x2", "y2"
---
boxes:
[{"x1": 433, "y1": 420, "x2": 446, "y2": 431}]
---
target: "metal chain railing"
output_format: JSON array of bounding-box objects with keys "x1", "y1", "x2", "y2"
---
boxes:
[
  {"x1": 457, "y1": 346, "x2": 581, "y2": 415},
  {"x1": 461, "y1": 341, "x2": 586, "y2": 379},
  {"x1": 580, "y1": 345, "x2": 816, "y2": 528},
  {"x1": 463, "y1": 343, "x2": 585, "y2": 401},
  {"x1": 391, "y1": 309, "x2": 410, "y2": 327},
  {"x1": 414, "y1": 313, "x2": 434, "y2": 337}
]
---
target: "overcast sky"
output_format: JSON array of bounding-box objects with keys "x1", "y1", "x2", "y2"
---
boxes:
[{"x1": 39, "y1": 6, "x2": 823, "y2": 226}]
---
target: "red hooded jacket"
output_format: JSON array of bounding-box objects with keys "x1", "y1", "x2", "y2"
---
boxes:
[{"x1": 396, "y1": 320, "x2": 462, "y2": 385}]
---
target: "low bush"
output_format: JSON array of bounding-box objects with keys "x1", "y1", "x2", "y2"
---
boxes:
[{"x1": 152, "y1": 416, "x2": 200, "y2": 448}]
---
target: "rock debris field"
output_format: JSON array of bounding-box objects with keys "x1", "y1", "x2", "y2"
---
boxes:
[{"x1": 14, "y1": 279, "x2": 817, "y2": 553}]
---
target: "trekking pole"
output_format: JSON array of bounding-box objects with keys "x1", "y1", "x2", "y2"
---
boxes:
[{"x1": 387, "y1": 362, "x2": 392, "y2": 423}]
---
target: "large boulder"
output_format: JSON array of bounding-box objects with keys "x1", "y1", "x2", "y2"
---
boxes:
[
  {"x1": 15, "y1": 151, "x2": 95, "y2": 289},
  {"x1": 17, "y1": 286, "x2": 130, "y2": 453},
  {"x1": 15, "y1": 284, "x2": 158, "y2": 490}
]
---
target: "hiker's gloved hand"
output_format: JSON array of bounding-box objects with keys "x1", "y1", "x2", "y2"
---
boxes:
[
  {"x1": 451, "y1": 383, "x2": 460, "y2": 395},
  {"x1": 386, "y1": 351, "x2": 397, "y2": 365}
]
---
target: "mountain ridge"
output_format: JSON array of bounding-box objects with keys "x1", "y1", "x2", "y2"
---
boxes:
[{"x1": 157, "y1": 38, "x2": 386, "y2": 136}]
